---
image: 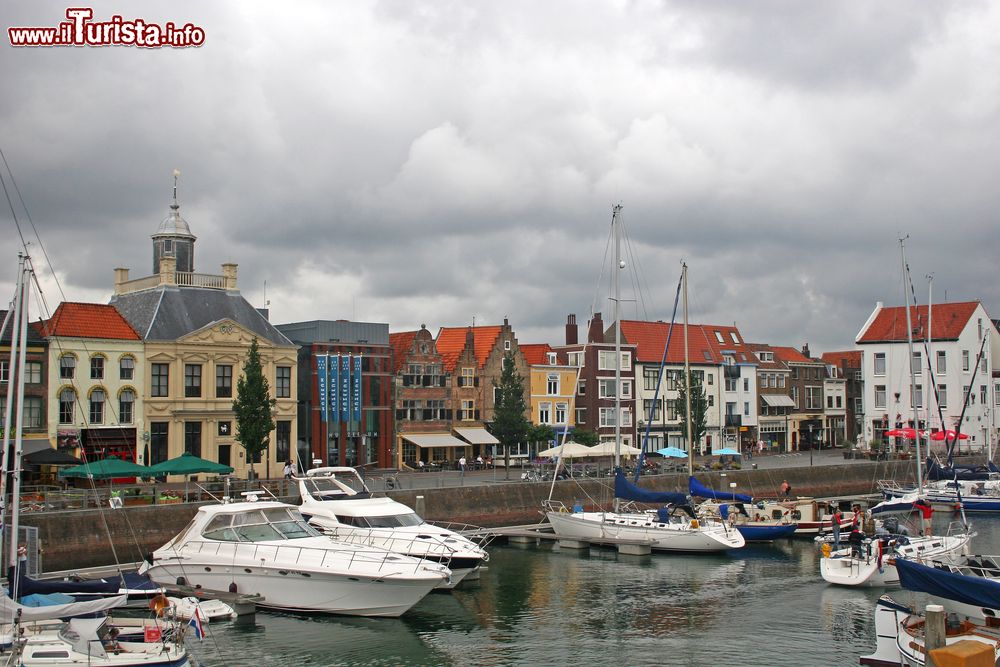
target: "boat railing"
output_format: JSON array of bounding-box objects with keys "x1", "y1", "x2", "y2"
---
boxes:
[
  {"x1": 427, "y1": 520, "x2": 498, "y2": 548},
  {"x1": 320, "y1": 527, "x2": 460, "y2": 562},
  {"x1": 178, "y1": 539, "x2": 437, "y2": 575},
  {"x1": 877, "y1": 479, "x2": 913, "y2": 495}
]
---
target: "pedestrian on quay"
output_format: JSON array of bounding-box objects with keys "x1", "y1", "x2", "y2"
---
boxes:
[
  {"x1": 459, "y1": 456, "x2": 467, "y2": 474},
  {"x1": 283, "y1": 460, "x2": 294, "y2": 479},
  {"x1": 780, "y1": 479, "x2": 791, "y2": 498}
]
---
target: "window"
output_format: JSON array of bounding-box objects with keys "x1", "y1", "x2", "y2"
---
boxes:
[
  {"x1": 806, "y1": 386, "x2": 821, "y2": 410},
  {"x1": 59, "y1": 388, "x2": 75, "y2": 424},
  {"x1": 19, "y1": 396, "x2": 42, "y2": 428},
  {"x1": 964, "y1": 385, "x2": 972, "y2": 405},
  {"x1": 937, "y1": 351, "x2": 947, "y2": 374},
  {"x1": 539, "y1": 402, "x2": 551, "y2": 424},
  {"x1": 0, "y1": 360, "x2": 6, "y2": 382},
  {"x1": 460, "y1": 368, "x2": 475, "y2": 387},
  {"x1": 641, "y1": 399, "x2": 662, "y2": 421},
  {"x1": 276, "y1": 421, "x2": 291, "y2": 463},
  {"x1": 119, "y1": 356, "x2": 134, "y2": 380},
  {"x1": 576, "y1": 407, "x2": 586, "y2": 424},
  {"x1": 90, "y1": 355, "x2": 105, "y2": 380},
  {"x1": 981, "y1": 385, "x2": 988, "y2": 404},
  {"x1": 621, "y1": 408, "x2": 632, "y2": 427},
  {"x1": 59, "y1": 354, "x2": 76, "y2": 379},
  {"x1": 744, "y1": 401, "x2": 750, "y2": 416},
  {"x1": 567, "y1": 352, "x2": 583, "y2": 368},
  {"x1": 911, "y1": 351, "x2": 922, "y2": 376},
  {"x1": 665, "y1": 399, "x2": 679, "y2": 420},
  {"x1": 778, "y1": 375, "x2": 786, "y2": 388},
  {"x1": 621, "y1": 380, "x2": 632, "y2": 397},
  {"x1": 963, "y1": 350, "x2": 970, "y2": 372},
  {"x1": 578, "y1": 379, "x2": 586, "y2": 395},
  {"x1": 643, "y1": 367, "x2": 659, "y2": 391},
  {"x1": 555, "y1": 403, "x2": 567, "y2": 424},
  {"x1": 995, "y1": 383, "x2": 1000, "y2": 407},
  {"x1": 937, "y1": 384, "x2": 947, "y2": 409},
  {"x1": 276, "y1": 366, "x2": 292, "y2": 398},
  {"x1": 184, "y1": 421, "x2": 202, "y2": 457},
  {"x1": 791, "y1": 367, "x2": 799, "y2": 380},
  {"x1": 725, "y1": 378, "x2": 737, "y2": 392},
  {"x1": 854, "y1": 397, "x2": 863, "y2": 413},
  {"x1": 791, "y1": 387, "x2": 799, "y2": 409},
  {"x1": 874, "y1": 353, "x2": 886, "y2": 376},
  {"x1": 119, "y1": 389, "x2": 134, "y2": 424},
  {"x1": 715, "y1": 331, "x2": 724, "y2": 343},
  {"x1": 547, "y1": 374, "x2": 559, "y2": 396},
  {"x1": 547, "y1": 352, "x2": 557, "y2": 364},
  {"x1": 504, "y1": 339, "x2": 511, "y2": 351},
  {"x1": 184, "y1": 364, "x2": 202, "y2": 398},
  {"x1": 758, "y1": 351, "x2": 773, "y2": 362},
  {"x1": 599, "y1": 379, "x2": 617, "y2": 398},
  {"x1": 743, "y1": 378, "x2": 749, "y2": 392},
  {"x1": 827, "y1": 396, "x2": 833, "y2": 409},
  {"x1": 399, "y1": 400, "x2": 419, "y2": 421},
  {"x1": 151, "y1": 363, "x2": 169, "y2": 397},
  {"x1": 599, "y1": 407, "x2": 617, "y2": 427},
  {"x1": 731, "y1": 332, "x2": 740, "y2": 344},
  {"x1": 216, "y1": 365, "x2": 233, "y2": 398},
  {"x1": 874, "y1": 385, "x2": 886, "y2": 409},
  {"x1": 911, "y1": 384, "x2": 923, "y2": 409},
  {"x1": 707, "y1": 395, "x2": 714, "y2": 407},
  {"x1": 89, "y1": 389, "x2": 105, "y2": 424},
  {"x1": 598, "y1": 350, "x2": 616, "y2": 370},
  {"x1": 460, "y1": 399, "x2": 475, "y2": 420},
  {"x1": 149, "y1": 422, "x2": 169, "y2": 465},
  {"x1": 706, "y1": 373, "x2": 714, "y2": 385},
  {"x1": 24, "y1": 361, "x2": 42, "y2": 384}
]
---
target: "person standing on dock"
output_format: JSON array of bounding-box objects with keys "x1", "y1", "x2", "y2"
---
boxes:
[
  {"x1": 831, "y1": 507, "x2": 842, "y2": 548},
  {"x1": 780, "y1": 480, "x2": 791, "y2": 498},
  {"x1": 914, "y1": 498, "x2": 934, "y2": 536}
]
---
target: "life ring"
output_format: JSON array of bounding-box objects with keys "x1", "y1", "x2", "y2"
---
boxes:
[
  {"x1": 821, "y1": 543, "x2": 832, "y2": 558},
  {"x1": 690, "y1": 519, "x2": 699, "y2": 529},
  {"x1": 559, "y1": 506, "x2": 569, "y2": 513}
]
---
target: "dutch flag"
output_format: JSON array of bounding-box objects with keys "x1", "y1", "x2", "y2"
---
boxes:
[{"x1": 188, "y1": 608, "x2": 204, "y2": 640}]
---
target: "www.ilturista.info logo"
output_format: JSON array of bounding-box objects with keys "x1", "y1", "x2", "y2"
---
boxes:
[{"x1": 8, "y1": 7, "x2": 205, "y2": 48}]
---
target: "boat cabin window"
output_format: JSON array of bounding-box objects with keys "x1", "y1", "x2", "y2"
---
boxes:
[
  {"x1": 336, "y1": 513, "x2": 424, "y2": 528},
  {"x1": 303, "y1": 477, "x2": 355, "y2": 499},
  {"x1": 202, "y1": 508, "x2": 320, "y2": 542}
]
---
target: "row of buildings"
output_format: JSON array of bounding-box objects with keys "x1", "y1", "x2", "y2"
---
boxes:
[{"x1": 3, "y1": 184, "x2": 999, "y2": 476}]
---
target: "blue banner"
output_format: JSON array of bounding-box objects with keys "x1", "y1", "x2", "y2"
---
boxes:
[
  {"x1": 330, "y1": 355, "x2": 339, "y2": 424},
  {"x1": 340, "y1": 354, "x2": 351, "y2": 423},
  {"x1": 353, "y1": 355, "x2": 362, "y2": 424},
  {"x1": 316, "y1": 354, "x2": 328, "y2": 423}
]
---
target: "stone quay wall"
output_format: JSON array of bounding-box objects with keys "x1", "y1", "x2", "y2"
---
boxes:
[{"x1": 21, "y1": 460, "x2": 916, "y2": 571}]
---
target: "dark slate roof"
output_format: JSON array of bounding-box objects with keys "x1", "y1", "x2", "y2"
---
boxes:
[
  {"x1": 0, "y1": 311, "x2": 47, "y2": 345},
  {"x1": 110, "y1": 287, "x2": 294, "y2": 345}
]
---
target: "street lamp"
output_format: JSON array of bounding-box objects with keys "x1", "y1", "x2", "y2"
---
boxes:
[{"x1": 808, "y1": 424, "x2": 813, "y2": 466}]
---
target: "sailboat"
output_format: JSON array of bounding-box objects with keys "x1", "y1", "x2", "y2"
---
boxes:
[
  {"x1": 544, "y1": 208, "x2": 744, "y2": 553},
  {"x1": 0, "y1": 255, "x2": 191, "y2": 666}
]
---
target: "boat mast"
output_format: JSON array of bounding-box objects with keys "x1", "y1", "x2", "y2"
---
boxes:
[
  {"x1": 683, "y1": 263, "x2": 693, "y2": 477},
  {"x1": 612, "y1": 205, "x2": 622, "y2": 472},
  {"x1": 900, "y1": 238, "x2": 924, "y2": 493},
  {"x1": 3, "y1": 255, "x2": 30, "y2": 572},
  {"x1": 925, "y1": 275, "x2": 934, "y2": 460}
]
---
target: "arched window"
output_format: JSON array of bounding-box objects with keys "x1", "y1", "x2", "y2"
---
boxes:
[
  {"x1": 89, "y1": 389, "x2": 106, "y2": 424},
  {"x1": 59, "y1": 354, "x2": 77, "y2": 380},
  {"x1": 119, "y1": 355, "x2": 135, "y2": 380},
  {"x1": 59, "y1": 388, "x2": 76, "y2": 424},
  {"x1": 119, "y1": 389, "x2": 135, "y2": 424}
]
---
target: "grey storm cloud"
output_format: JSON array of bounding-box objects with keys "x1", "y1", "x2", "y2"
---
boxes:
[{"x1": 1, "y1": 0, "x2": 998, "y2": 355}]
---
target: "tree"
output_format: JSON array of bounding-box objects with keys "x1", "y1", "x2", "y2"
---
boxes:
[
  {"x1": 233, "y1": 338, "x2": 276, "y2": 479},
  {"x1": 572, "y1": 428, "x2": 599, "y2": 447},
  {"x1": 675, "y1": 371, "x2": 708, "y2": 452},
  {"x1": 528, "y1": 424, "x2": 555, "y2": 449},
  {"x1": 489, "y1": 351, "x2": 530, "y2": 480}
]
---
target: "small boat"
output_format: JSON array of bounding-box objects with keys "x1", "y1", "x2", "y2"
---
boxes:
[
  {"x1": 820, "y1": 526, "x2": 972, "y2": 588},
  {"x1": 860, "y1": 595, "x2": 1000, "y2": 667},
  {"x1": 166, "y1": 596, "x2": 235, "y2": 622},
  {"x1": 690, "y1": 477, "x2": 797, "y2": 542},
  {"x1": 747, "y1": 497, "x2": 856, "y2": 537},
  {"x1": 895, "y1": 554, "x2": 1000, "y2": 621},
  {"x1": 296, "y1": 466, "x2": 490, "y2": 588},
  {"x1": 140, "y1": 496, "x2": 449, "y2": 617}
]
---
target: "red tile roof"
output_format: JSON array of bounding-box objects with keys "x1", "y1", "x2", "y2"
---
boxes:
[
  {"x1": 435, "y1": 325, "x2": 503, "y2": 372},
  {"x1": 771, "y1": 346, "x2": 815, "y2": 365},
  {"x1": 619, "y1": 320, "x2": 750, "y2": 364},
  {"x1": 821, "y1": 350, "x2": 862, "y2": 368},
  {"x1": 520, "y1": 343, "x2": 552, "y2": 366},
  {"x1": 388, "y1": 331, "x2": 418, "y2": 373},
  {"x1": 42, "y1": 303, "x2": 140, "y2": 340},
  {"x1": 856, "y1": 302, "x2": 980, "y2": 343}
]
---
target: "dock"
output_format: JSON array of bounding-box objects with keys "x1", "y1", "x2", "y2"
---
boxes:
[{"x1": 466, "y1": 523, "x2": 655, "y2": 555}]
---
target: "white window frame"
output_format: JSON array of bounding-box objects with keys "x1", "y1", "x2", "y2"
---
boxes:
[
  {"x1": 874, "y1": 385, "x2": 886, "y2": 409},
  {"x1": 539, "y1": 401, "x2": 551, "y2": 424},
  {"x1": 874, "y1": 353, "x2": 886, "y2": 376}
]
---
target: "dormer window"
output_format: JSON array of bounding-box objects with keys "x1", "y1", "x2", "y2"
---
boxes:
[
  {"x1": 715, "y1": 331, "x2": 724, "y2": 343},
  {"x1": 547, "y1": 352, "x2": 557, "y2": 364},
  {"x1": 163, "y1": 239, "x2": 174, "y2": 254}
]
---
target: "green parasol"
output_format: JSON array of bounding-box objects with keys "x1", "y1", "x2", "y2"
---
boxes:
[
  {"x1": 147, "y1": 451, "x2": 234, "y2": 476},
  {"x1": 58, "y1": 455, "x2": 153, "y2": 479}
]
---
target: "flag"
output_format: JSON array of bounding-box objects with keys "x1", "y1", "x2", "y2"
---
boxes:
[{"x1": 188, "y1": 607, "x2": 204, "y2": 640}]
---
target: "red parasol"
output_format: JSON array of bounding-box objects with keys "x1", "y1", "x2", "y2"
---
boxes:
[
  {"x1": 929, "y1": 429, "x2": 969, "y2": 441},
  {"x1": 884, "y1": 427, "x2": 923, "y2": 439}
]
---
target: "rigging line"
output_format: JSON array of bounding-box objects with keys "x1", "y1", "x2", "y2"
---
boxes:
[
  {"x1": 590, "y1": 218, "x2": 614, "y2": 319},
  {"x1": 617, "y1": 213, "x2": 651, "y2": 321},
  {"x1": 0, "y1": 160, "x2": 29, "y2": 252},
  {"x1": 947, "y1": 333, "x2": 989, "y2": 461}
]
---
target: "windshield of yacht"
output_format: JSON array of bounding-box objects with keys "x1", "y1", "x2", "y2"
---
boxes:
[
  {"x1": 337, "y1": 513, "x2": 424, "y2": 528},
  {"x1": 201, "y1": 507, "x2": 321, "y2": 542},
  {"x1": 303, "y1": 477, "x2": 356, "y2": 499}
]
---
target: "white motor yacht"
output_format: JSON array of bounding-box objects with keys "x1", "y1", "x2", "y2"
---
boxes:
[
  {"x1": 296, "y1": 467, "x2": 489, "y2": 588},
  {"x1": 139, "y1": 497, "x2": 449, "y2": 617}
]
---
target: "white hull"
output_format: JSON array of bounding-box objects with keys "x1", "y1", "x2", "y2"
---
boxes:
[
  {"x1": 546, "y1": 511, "x2": 745, "y2": 552},
  {"x1": 821, "y1": 533, "x2": 971, "y2": 588}
]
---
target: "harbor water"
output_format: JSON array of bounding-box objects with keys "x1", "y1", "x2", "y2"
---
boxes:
[{"x1": 184, "y1": 513, "x2": 998, "y2": 667}]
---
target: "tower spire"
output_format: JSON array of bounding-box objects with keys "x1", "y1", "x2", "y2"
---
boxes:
[{"x1": 171, "y1": 168, "x2": 180, "y2": 210}]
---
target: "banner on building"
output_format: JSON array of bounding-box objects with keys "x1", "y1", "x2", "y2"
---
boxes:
[
  {"x1": 352, "y1": 355, "x2": 362, "y2": 424},
  {"x1": 316, "y1": 354, "x2": 328, "y2": 423},
  {"x1": 341, "y1": 354, "x2": 351, "y2": 423},
  {"x1": 330, "y1": 354, "x2": 340, "y2": 424}
]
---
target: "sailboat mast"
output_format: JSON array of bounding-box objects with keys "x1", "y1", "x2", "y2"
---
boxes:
[
  {"x1": 900, "y1": 238, "x2": 924, "y2": 493},
  {"x1": 6, "y1": 255, "x2": 30, "y2": 570},
  {"x1": 926, "y1": 275, "x2": 934, "y2": 454},
  {"x1": 612, "y1": 205, "x2": 622, "y2": 470},
  {"x1": 683, "y1": 263, "x2": 693, "y2": 477}
]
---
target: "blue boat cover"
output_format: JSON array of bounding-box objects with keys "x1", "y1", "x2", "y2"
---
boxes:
[
  {"x1": 20, "y1": 592, "x2": 76, "y2": 607},
  {"x1": 614, "y1": 469, "x2": 688, "y2": 505},
  {"x1": 896, "y1": 557, "x2": 1000, "y2": 610},
  {"x1": 925, "y1": 457, "x2": 995, "y2": 481},
  {"x1": 689, "y1": 476, "x2": 752, "y2": 502},
  {"x1": 9, "y1": 569, "x2": 159, "y2": 598}
]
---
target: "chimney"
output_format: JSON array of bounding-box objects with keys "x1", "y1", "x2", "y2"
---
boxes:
[
  {"x1": 222, "y1": 263, "x2": 238, "y2": 290},
  {"x1": 801, "y1": 343, "x2": 811, "y2": 359},
  {"x1": 565, "y1": 314, "x2": 578, "y2": 345},
  {"x1": 159, "y1": 256, "x2": 177, "y2": 286},
  {"x1": 587, "y1": 312, "x2": 604, "y2": 344},
  {"x1": 114, "y1": 267, "x2": 130, "y2": 295}
]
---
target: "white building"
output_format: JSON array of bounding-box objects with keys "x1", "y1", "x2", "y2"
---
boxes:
[{"x1": 856, "y1": 301, "x2": 1000, "y2": 452}]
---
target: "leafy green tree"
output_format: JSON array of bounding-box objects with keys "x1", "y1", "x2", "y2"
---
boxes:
[
  {"x1": 528, "y1": 424, "x2": 555, "y2": 449},
  {"x1": 571, "y1": 428, "x2": 599, "y2": 447},
  {"x1": 675, "y1": 371, "x2": 708, "y2": 451},
  {"x1": 489, "y1": 351, "x2": 530, "y2": 479},
  {"x1": 233, "y1": 338, "x2": 276, "y2": 479}
]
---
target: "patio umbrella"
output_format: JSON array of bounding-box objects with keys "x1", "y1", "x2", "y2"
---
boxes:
[
  {"x1": 588, "y1": 442, "x2": 643, "y2": 457},
  {"x1": 58, "y1": 455, "x2": 153, "y2": 480},
  {"x1": 537, "y1": 442, "x2": 599, "y2": 458},
  {"x1": 147, "y1": 451, "x2": 234, "y2": 476},
  {"x1": 655, "y1": 446, "x2": 689, "y2": 458},
  {"x1": 24, "y1": 448, "x2": 83, "y2": 466},
  {"x1": 884, "y1": 428, "x2": 923, "y2": 439},
  {"x1": 929, "y1": 430, "x2": 969, "y2": 441},
  {"x1": 713, "y1": 448, "x2": 742, "y2": 456}
]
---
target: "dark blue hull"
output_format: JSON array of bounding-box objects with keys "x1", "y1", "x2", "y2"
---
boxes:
[{"x1": 736, "y1": 524, "x2": 798, "y2": 541}]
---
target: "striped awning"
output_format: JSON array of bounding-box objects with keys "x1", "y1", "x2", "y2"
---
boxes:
[
  {"x1": 453, "y1": 427, "x2": 500, "y2": 445},
  {"x1": 401, "y1": 433, "x2": 468, "y2": 448},
  {"x1": 762, "y1": 394, "x2": 796, "y2": 407}
]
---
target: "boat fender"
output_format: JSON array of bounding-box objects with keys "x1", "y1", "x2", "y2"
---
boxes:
[
  {"x1": 559, "y1": 506, "x2": 568, "y2": 513},
  {"x1": 229, "y1": 582, "x2": 238, "y2": 593},
  {"x1": 176, "y1": 576, "x2": 187, "y2": 586},
  {"x1": 821, "y1": 543, "x2": 832, "y2": 558},
  {"x1": 690, "y1": 519, "x2": 699, "y2": 529}
]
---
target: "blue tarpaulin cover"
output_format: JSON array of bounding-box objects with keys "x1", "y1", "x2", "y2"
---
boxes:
[
  {"x1": 689, "y1": 476, "x2": 753, "y2": 502},
  {"x1": 614, "y1": 469, "x2": 687, "y2": 505},
  {"x1": 896, "y1": 557, "x2": 1000, "y2": 610}
]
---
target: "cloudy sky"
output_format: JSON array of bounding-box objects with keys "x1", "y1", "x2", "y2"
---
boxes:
[{"x1": 2, "y1": 1, "x2": 998, "y2": 354}]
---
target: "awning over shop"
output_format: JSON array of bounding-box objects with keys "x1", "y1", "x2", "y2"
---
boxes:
[
  {"x1": 454, "y1": 427, "x2": 500, "y2": 445},
  {"x1": 762, "y1": 394, "x2": 796, "y2": 407},
  {"x1": 401, "y1": 433, "x2": 468, "y2": 448}
]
